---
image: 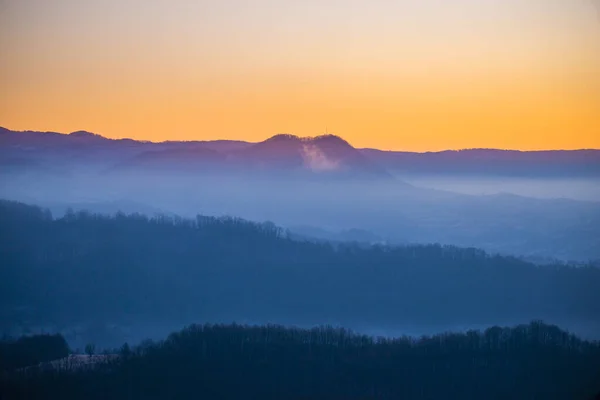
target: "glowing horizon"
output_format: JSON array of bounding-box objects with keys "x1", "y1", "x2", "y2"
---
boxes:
[{"x1": 1, "y1": 0, "x2": 599, "y2": 152}]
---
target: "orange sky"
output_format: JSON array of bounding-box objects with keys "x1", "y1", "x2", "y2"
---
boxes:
[{"x1": 1, "y1": 0, "x2": 599, "y2": 151}]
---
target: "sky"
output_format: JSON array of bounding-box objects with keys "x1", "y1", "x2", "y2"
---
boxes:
[{"x1": 1, "y1": 0, "x2": 599, "y2": 151}]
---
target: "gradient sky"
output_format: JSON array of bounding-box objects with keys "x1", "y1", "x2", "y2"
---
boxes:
[{"x1": 1, "y1": 0, "x2": 599, "y2": 151}]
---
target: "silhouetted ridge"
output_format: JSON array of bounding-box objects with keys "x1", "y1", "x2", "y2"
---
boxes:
[
  {"x1": 239, "y1": 133, "x2": 393, "y2": 179},
  {"x1": 262, "y1": 133, "x2": 352, "y2": 147},
  {"x1": 311, "y1": 134, "x2": 352, "y2": 146},
  {"x1": 360, "y1": 147, "x2": 600, "y2": 177},
  {"x1": 263, "y1": 133, "x2": 301, "y2": 143},
  {"x1": 2, "y1": 126, "x2": 598, "y2": 178},
  {"x1": 4, "y1": 322, "x2": 600, "y2": 399},
  {"x1": 68, "y1": 130, "x2": 101, "y2": 138}
]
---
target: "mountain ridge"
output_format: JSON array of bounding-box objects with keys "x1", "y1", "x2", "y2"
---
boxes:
[
  {"x1": 0, "y1": 127, "x2": 394, "y2": 180},
  {"x1": 2, "y1": 127, "x2": 600, "y2": 178},
  {"x1": 3, "y1": 126, "x2": 599, "y2": 153}
]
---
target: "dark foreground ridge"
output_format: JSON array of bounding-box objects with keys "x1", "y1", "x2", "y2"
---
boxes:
[{"x1": 2, "y1": 322, "x2": 600, "y2": 399}]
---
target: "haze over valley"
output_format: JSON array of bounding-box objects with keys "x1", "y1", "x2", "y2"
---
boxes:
[{"x1": 2, "y1": 127, "x2": 599, "y2": 263}]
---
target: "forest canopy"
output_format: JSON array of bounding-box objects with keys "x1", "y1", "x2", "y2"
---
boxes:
[
  {"x1": 1, "y1": 199, "x2": 600, "y2": 340},
  {"x1": 2, "y1": 321, "x2": 600, "y2": 399}
]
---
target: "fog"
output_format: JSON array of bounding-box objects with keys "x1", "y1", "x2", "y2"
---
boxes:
[
  {"x1": 1, "y1": 168, "x2": 599, "y2": 262},
  {"x1": 399, "y1": 175, "x2": 600, "y2": 202}
]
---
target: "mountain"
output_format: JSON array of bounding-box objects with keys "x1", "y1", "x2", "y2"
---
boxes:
[
  {"x1": 0, "y1": 128, "x2": 393, "y2": 180},
  {"x1": 2, "y1": 127, "x2": 599, "y2": 179},
  {"x1": 360, "y1": 148, "x2": 600, "y2": 178},
  {"x1": 231, "y1": 133, "x2": 392, "y2": 179},
  {"x1": 109, "y1": 133, "x2": 393, "y2": 179},
  {"x1": 0, "y1": 127, "x2": 132, "y2": 150}
]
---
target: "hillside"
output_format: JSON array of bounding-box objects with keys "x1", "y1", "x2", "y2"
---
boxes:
[
  {"x1": 1, "y1": 199, "x2": 599, "y2": 346},
  {"x1": 3, "y1": 322, "x2": 600, "y2": 399}
]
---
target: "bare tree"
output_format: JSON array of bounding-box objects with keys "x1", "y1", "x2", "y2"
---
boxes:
[{"x1": 84, "y1": 343, "x2": 95, "y2": 357}]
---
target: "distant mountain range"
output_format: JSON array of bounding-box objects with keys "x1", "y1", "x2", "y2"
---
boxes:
[
  {"x1": 2, "y1": 126, "x2": 599, "y2": 178},
  {"x1": 361, "y1": 148, "x2": 600, "y2": 177}
]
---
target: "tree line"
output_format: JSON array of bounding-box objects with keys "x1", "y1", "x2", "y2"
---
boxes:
[
  {"x1": 2, "y1": 321, "x2": 600, "y2": 399},
  {"x1": 0, "y1": 334, "x2": 69, "y2": 371},
  {"x1": 1, "y1": 199, "x2": 599, "y2": 337}
]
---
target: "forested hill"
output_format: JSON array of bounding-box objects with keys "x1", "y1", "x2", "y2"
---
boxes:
[
  {"x1": 1, "y1": 199, "x2": 600, "y2": 338},
  {"x1": 3, "y1": 322, "x2": 600, "y2": 399}
]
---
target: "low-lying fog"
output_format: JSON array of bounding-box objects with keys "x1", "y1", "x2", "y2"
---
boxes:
[
  {"x1": 1, "y1": 170, "x2": 599, "y2": 262},
  {"x1": 399, "y1": 175, "x2": 600, "y2": 202}
]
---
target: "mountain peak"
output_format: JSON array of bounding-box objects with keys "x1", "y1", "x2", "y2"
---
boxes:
[
  {"x1": 263, "y1": 133, "x2": 352, "y2": 147},
  {"x1": 69, "y1": 130, "x2": 102, "y2": 138},
  {"x1": 264, "y1": 133, "x2": 301, "y2": 143},
  {"x1": 311, "y1": 134, "x2": 351, "y2": 147}
]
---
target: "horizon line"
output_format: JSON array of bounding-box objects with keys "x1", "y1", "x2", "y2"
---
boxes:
[{"x1": 2, "y1": 125, "x2": 599, "y2": 154}]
